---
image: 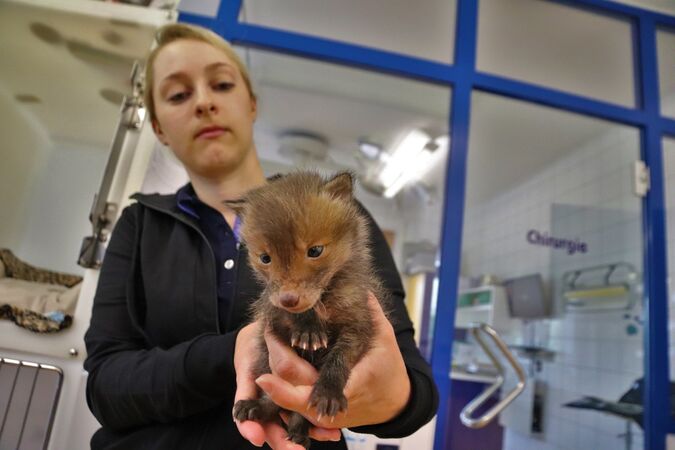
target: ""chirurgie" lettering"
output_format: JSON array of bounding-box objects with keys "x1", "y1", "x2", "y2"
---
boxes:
[{"x1": 526, "y1": 229, "x2": 588, "y2": 255}]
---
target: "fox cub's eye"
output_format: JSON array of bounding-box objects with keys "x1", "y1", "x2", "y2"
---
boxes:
[
  {"x1": 260, "y1": 253, "x2": 271, "y2": 264},
  {"x1": 307, "y1": 246, "x2": 324, "y2": 258}
]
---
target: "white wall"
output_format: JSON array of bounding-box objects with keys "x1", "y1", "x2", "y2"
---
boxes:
[
  {"x1": 0, "y1": 88, "x2": 51, "y2": 253},
  {"x1": 461, "y1": 126, "x2": 645, "y2": 450},
  {"x1": 18, "y1": 139, "x2": 108, "y2": 275}
]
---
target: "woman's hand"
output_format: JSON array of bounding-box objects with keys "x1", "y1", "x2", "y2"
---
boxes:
[
  {"x1": 256, "y1": 292, "x2": 411, "y2": 429},
  {"x1": 233, "y1": 322, "x2": 342, "y2": 449}
]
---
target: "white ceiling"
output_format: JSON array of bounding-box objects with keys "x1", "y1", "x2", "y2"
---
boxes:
[
  {"x1": 1, "y1": 0, "x2": 674, "y2": 204},
  {"x1": 0, "y1": 0, "x2": 164, "y2": 146}
]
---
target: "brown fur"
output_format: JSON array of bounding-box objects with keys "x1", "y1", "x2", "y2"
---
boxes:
[{"x1": 230, "y1": 171, "x2": 388, "y2": 449}]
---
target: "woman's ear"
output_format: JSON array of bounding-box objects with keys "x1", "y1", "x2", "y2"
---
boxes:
[
  {"x1": 250, "y1": 95, "x2": 258, "y2": 121},
  {"x1": 151, "y1": 119, "x2": 168, "y2": 145}
]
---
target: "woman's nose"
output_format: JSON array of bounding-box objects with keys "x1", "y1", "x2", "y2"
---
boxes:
[{"x1": 194, "y1": 88, "x2": 217, "y2": 116}]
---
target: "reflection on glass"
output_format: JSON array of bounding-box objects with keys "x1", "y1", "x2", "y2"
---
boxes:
[
  {"x1": 477, "y1": 0, "x2": 635, "y2": 106},
  {"x1": 241, "y1": 0, "x2": 456, "y2": 64},
  {"x1": 658, "y1": 29, "x2": 675, "y2": 118},
  {"x1": 453, "y1": 91, "x2": 644, "y2": 449}
]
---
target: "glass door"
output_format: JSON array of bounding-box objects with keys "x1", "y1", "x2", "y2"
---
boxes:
[{"x1": 447, "y1": 91, "x2": 645, "y2": 450}]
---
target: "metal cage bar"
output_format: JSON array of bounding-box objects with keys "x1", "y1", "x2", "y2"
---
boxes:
[{"x1": 0, "y1": 358, "x2": 63, "y2": 450}]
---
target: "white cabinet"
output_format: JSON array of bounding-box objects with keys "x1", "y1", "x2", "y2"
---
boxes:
[{"x1": 455, "y1": 285, "x2": 518, "y2": 332}]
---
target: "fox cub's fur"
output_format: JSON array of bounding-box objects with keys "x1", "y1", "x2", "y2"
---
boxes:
[{"x1": 230, "y1": 171, "x2": 387, "y2": 448}]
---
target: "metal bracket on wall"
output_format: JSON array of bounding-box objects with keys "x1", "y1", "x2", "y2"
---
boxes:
[{"x1": 78, "y1": 61, "x2": 146, "y2": 269}]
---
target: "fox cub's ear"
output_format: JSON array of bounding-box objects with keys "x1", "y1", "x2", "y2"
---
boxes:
[
  {"x1": 223, "y1": 199, "x2": 248, "y2": 216},
  {"x1": 324, "y1": 172, "x2": 354, "y2": 201}
]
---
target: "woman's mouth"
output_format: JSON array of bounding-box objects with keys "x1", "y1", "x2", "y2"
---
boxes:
[{"x1": 195, "y1": 126, "x2": 228, "y2": 139}]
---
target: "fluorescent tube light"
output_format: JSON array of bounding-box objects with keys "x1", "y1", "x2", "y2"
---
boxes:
[
  {"x1": 383, "y1": 148, "x2": 434, "y2": 198},
  {"x1": 379, "y1": 129, "x2": 430, "y2": 188}
]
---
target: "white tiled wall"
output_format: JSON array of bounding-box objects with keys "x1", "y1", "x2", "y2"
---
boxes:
[{"x1": 461, "y1": 126, "x2": 645, "y2": 450}]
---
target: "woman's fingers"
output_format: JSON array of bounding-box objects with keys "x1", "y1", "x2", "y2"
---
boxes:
[
  {"x1": 265, "y1": 330, "x2": 318, "y2": 385},
  {"x1": 234, "y1": 323, "x2": 261, "y2": 405},
  {"x1": 279, "y1": 412, "x2": 342, "y2": 442},
  {"x1": 234, "y1": 322, "x2": 269, "y2": 446},
  {"x1": 261, "y1": 422, "x2": 306, "y2": 450},
  {"x1": 256, "y1": 374, "x2": 350, "y2": 429},
  {"x1": 308, "y1": 426, "x2": 342, "y2": 442},
  {"x1": 236, "y1": 324, "x2": 345, "y2": 447},
  {"x1": 255, "y1": 374, "x2": 311, "y2": 412},
  {"x1": 235, "y1": 420, "x2": 266, "y2": 447}
]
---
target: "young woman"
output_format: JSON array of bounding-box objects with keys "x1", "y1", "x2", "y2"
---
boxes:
[{"x1": 84, "y1": 23, "x2": 438, "y2": 450}]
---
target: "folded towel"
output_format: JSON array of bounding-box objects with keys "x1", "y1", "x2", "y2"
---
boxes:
[
  {"x1": 0, "y1": 249, "x2": 82, "y2": 333},
  {"x1": 0, "y1": 278, "x2": 81, "y2": 333}
]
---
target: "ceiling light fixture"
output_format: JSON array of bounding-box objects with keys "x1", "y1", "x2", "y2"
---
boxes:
[
  {"x1": 379, "y1": 129, "x2": 436, "y2": 198},
  {"x1": 357, "y1": 140, "x2": 383, "y2": 160}
]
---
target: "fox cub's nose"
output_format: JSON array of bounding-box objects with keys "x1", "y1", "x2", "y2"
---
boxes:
[{"x1": 279, "y1": 293, "x2": 299, "y2": 308}]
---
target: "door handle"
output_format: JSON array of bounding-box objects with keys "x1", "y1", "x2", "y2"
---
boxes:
[{"x1": 460, "y1": 323, "x2": 527, "y2": 429}]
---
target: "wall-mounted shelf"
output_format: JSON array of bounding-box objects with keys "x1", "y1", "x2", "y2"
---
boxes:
[{"x1": 562, "y1": 262, "x2": 639, "y2": 313}]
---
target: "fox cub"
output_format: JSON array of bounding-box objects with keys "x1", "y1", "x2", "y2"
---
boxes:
[{"x1": 230, "y1": 171, "x2": 388, "y2": 448}]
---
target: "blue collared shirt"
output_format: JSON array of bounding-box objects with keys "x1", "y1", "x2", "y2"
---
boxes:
[{"x1": 176, "y1": 184, "x2": 239, "y2": 331}]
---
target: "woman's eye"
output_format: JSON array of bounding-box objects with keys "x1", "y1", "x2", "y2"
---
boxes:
[
  {"x1": 214, "y1": 82, "x2": 234, "y2": 91},
  {"x1": 168, "y1": 91, "x2": 189, "y2": 103},
  {"x1": 260, "y1": 253, "x2": 271, "y2": 264},
  {"x1": 307, "y1": 246, "x2": 324, "y2": 258}
]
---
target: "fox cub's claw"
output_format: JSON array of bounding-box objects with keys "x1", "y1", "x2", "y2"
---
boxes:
[
  {"x1": 291, "y1": 331, "x2": 328, "y2": 352},
  {"x1": 308, "y1": 382, "x2": 348, "y2": 420}
]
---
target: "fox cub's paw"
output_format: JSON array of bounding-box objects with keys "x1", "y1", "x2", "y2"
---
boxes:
[
  {"x1": 308, "y1": 381, "x2": 348, "y2": 419},
  {"x1": 291, "y1": 331, "x2": 328, "y2": 352},
  {"x1": 286, "y1": 412, "x2": 312, "y2": 449},
  {"x1": 232, "y1": 398, "x2": 279, "y2": 423},
  {"x1": 287, "y1": 431, "x2": 311, "y2": 450}
]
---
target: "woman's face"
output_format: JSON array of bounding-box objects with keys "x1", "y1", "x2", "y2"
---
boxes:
[{"x1": 151, "y1": 39, "x2": 257, "y2": 179}]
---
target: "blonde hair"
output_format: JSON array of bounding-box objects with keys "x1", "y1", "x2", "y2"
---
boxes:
[{"x1": 143, "y1": 23, "x2": 256, "y2": 123}]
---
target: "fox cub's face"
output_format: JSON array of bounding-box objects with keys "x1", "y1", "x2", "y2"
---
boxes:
[{"x1": 230, "y1": 172, "x2": 361, "y2": 313}]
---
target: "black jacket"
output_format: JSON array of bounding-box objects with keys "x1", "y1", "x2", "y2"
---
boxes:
[{"x1": 84, "y1": 190, "x2": 438, "y2": 449}]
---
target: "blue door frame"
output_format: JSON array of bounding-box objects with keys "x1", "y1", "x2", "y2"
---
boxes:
[{"x1": 179, "y1": 1, "x2": 675, "y2": 448}]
